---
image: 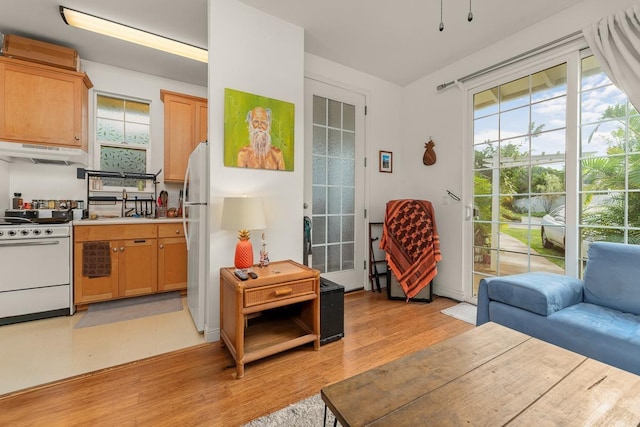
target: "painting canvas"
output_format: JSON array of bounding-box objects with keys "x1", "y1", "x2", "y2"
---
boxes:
[{"x1": 224, "y1": 88, "x2": 295, "y2": 171}]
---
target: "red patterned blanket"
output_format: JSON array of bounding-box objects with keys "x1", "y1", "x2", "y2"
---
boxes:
[{"x1": 380, "y1": 199, "x2": 441, "y2": 299}]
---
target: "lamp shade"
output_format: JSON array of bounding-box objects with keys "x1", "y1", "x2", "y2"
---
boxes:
[{"x1": 221, "y1": 197, "x2": 266, "y2": 231}]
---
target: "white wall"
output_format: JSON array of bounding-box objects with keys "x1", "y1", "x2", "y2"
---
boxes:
[
  {"x1": 7, "y1": 60, "x2": 206, "y2": 210},
  {"x1": 206, "y1": 0, "x2": 305, "y2": 341},
  {"x1": 0, "y1": 159, "x2": 9, "y2": 211},
  {"x1": 401, "y1": 0, "x2": 639, "y2": 301}
]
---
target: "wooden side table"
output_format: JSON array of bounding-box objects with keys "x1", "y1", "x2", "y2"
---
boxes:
[{"x1": 220, "y1": 259, "x2": 320, "y2": 378}]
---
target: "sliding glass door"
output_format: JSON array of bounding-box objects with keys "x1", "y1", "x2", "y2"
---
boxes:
[
  {"x1": 469, "y1": 52, "x2": 638, "y2": 297},
  {"x1": 470, "y1": 63, "x2": 568, "y2": 296}
]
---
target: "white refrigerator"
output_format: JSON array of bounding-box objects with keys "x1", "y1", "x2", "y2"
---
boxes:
[{"x1": 182, "y1": 141, "x2": 208, "y2": 332}]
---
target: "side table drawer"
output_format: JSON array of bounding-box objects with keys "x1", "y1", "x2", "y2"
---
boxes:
[{"x1": 245, "y1": 279, "x2": 316, "y2": 308}]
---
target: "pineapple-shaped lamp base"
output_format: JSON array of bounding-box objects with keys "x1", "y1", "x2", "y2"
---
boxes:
[{"x1": 234, "y1": 229, "x2": 253, "y2": 269}]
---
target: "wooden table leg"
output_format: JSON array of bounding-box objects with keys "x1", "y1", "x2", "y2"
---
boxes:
[{"x1": 236, "y1": 361, "x2": 245, "y2": 379}]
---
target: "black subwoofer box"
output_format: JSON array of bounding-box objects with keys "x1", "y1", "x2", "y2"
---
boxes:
[
  {"x1": 386, "y1": 268, "x2": 433, "y2": 303},
  {"x1": 320, "y1": 278, "x2": 344, "y2": 345}
]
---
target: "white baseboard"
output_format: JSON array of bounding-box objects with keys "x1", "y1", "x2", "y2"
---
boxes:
[
  {"x1": 205, "y1": 326, "x2": 220, "y2": 343},
  {"x1": 433, "y1": 285, "x2": 466, "y2": 302}
]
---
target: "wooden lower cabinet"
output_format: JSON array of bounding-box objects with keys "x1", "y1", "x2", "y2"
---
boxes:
[
  {"x1": 119, "y1": 238, "x2": 158, "y2": 297},
  {"x1": 158, "y1": 223, "x2": 187, "y2": 291},
  {"x1": 74, "y1": 223, "x2": 186, "y2": 305},
  {"x1": 73, "y1": 240, "x2": 120, "y2": 303}
]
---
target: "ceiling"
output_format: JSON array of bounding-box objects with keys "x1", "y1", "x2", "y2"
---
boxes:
[{"x1": 0, "y1": 0, "x2": 586, "y2": 88}]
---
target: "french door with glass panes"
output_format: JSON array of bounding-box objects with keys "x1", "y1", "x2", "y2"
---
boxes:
[{"x1": 304, "y1": 78, "x2": 366, "y2": 291}]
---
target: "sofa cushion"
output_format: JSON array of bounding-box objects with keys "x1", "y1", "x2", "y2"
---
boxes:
[
  {"x1": 488, "y1": 301, "x2": 640, "y2": 375},
  {"x1": 583, "y1": 242, "x2": 640, "y2": 316},
  {"x1": 484, "y1": 272, "x2": 583, "y2": 317}
]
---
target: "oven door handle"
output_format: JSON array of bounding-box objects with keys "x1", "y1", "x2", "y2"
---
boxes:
[{"x1": 0, "y1": 240, "x2": 61, "y2": 248}]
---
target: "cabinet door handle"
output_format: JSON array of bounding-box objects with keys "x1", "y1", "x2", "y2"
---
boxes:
[
  {"x1": 175, "y1": 229, "x2": 180, "y2": 235},
  {"x1": 112, "y1": 247, "x2": 118, "y2": 252},
  {"x1": 74, "y1": 136, "x2": 80, "y2": 140},
  {"x1": 275, "y1": 288, "x2": 293, "y2": 296},
  {"x1": 120, "y1": 247, "x2": 125, "y2": 252},
  {"x1": 159, "y1": 244, "x2": 164, "y2": 249}
]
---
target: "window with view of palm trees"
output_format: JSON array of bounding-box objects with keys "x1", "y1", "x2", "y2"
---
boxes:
[
  {"x1": 580, "y1": 55, "x2": 640, "y2": 273},
  {"x1": 470, "y1": 54, "x2": 638, "y2": 297}
]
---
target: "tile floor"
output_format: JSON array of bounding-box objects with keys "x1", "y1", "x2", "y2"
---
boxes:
[{"x1": 0, "y1": 296, "x2": 205, "y2": 396}]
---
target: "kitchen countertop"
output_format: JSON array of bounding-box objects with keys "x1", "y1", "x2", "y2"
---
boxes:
[{"x1": 73, "y1": 217, "x2": 185, "y2": 226}]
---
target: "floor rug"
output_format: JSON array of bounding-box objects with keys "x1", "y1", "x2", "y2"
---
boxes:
[
  {"x1": 441, "y1": 302, "x2": 477, "y2": 325},
  {"x1": 243, "y1": 393, "x2": 341, "y2": 427},
  {"x1": 74, "y1": 291, "x2": 183, "y2": 328}
]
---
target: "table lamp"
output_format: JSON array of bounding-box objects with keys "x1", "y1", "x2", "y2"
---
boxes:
[{"x1": 221, "y1": 196, "x2": 266, "y2": 269}]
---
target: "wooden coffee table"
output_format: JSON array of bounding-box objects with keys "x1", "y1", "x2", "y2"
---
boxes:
[{"x1": 322, "y1": 322, "x2": 640, "y2": 426}]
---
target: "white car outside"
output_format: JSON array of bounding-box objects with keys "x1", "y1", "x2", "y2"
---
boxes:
[{"x1": 541, "y1": 205, "x2": 565, "y2": 249}]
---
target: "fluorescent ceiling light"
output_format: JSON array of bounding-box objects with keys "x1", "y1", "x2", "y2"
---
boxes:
[{"x1": 59, "y1": 6, "x2": 207, "y2": 63}]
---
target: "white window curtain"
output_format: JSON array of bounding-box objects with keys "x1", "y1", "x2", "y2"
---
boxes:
[{"x1": 582, "y1": 4, "x2": 640, "y2": 111}]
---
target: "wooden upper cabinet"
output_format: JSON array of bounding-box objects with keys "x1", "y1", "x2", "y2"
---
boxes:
[
  {"x1": 0, "y1": 56, "x2": 92, "y2": 150},
  {"x1": 196, "y1": 99, "x2": 208, "y2": 142},
  {"x1": 161, "y1": 90, "x2": 208, "y2": 182}
]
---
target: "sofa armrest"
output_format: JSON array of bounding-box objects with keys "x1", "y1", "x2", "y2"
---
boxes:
[
  {"x1": 480, "y1": 272, "x2": 583, "y2": 319},
  {"x1": 476, "y1": 278, "x2": 490, "y2": 325}
]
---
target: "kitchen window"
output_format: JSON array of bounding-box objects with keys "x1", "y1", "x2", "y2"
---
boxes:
[{"x1": 95, "y1": 94, "x2": 151, "y2": 187}]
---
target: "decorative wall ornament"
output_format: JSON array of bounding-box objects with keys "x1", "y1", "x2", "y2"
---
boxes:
[
  {"x1": 379, "y1": 150, "x2": 393, "y2": 173},
  {"x1": 423, "y1": 139, "x2": 437, "y2": 166}
]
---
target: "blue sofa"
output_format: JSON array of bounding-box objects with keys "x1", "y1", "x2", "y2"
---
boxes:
[{"x1": 477, "y1": 241, "x2": 640, "y2": 375}]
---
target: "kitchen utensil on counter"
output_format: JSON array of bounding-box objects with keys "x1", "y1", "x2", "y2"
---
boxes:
[
  {"x1": 12, "y1": 193, "x2": 23, "y2": 209},
  {"x1": 177, "y1": 189, "x2": 183, "y2": 217},
  {"x1": 157, "y1": 190, "x2": 169, "y2": 218},
  {"x1": 159, "y1": 190, "x2": 168, "y2": 207}
]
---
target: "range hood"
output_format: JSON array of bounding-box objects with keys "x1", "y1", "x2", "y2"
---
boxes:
[{"x1": 0, "y1": 141, "x2": 88, "y2": 165}]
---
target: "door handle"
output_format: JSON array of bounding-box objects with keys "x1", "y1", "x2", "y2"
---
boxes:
[{"x1": 0, "y1": 240, "x2": 60, "y2": 247}]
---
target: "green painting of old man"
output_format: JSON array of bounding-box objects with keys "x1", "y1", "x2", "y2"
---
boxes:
[{"x1": 224, "y1": 88, "x2": 295, "y2": 171}]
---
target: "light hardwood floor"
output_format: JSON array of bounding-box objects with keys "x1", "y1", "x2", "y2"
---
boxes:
[
  {"x1": 0, "y1": 296, "x2": 205, "y2": 396},
  {"x1": 0, "y1": 291, "x2": 473, "y2": 427}
]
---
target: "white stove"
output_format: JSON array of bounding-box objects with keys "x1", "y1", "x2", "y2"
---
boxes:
[{"x1": 0, "y1": 221, "x2": 74, "y2": 325}]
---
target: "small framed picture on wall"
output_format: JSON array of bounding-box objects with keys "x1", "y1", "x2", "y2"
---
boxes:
[{"x1": 379, "y1": 150, "x2": 393, "y2": 173}]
